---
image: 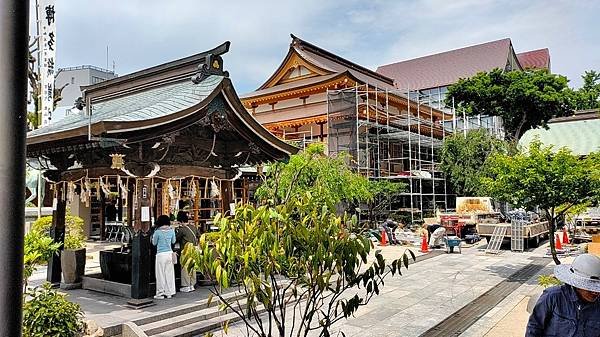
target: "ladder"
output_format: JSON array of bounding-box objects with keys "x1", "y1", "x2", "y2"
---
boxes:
[
  {"x1": 511, "y1": 219, "x2": 525, "y2": 252},
  {"x1": 486, "y1": 225, "x2": 507, "y2": 254}
]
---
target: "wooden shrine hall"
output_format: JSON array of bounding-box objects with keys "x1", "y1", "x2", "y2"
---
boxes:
[{"x1": 26, "y1": 41, "x2": 296, "y2": 304}]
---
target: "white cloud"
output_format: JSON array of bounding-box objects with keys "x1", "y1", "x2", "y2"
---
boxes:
[{"x1": 35, "y1": 0, "x2": 598, "y2": 92}]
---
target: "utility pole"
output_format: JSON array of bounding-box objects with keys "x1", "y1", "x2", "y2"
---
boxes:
[{"x1": 0, "y1": 0, "x2": 30, "y2": 336}]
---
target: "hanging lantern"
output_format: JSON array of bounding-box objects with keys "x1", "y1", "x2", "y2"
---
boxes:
[{"x1": 110, "y1": 154, "x2": 125, "y2": 169}]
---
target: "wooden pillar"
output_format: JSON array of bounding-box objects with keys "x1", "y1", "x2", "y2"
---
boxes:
[
  {"x1": 127, "y1": 180, "x2": 134, "y2": 228},
  {"x1": 319, "y1": 122, "x2": 325, "y2": 141},
  {"x1": 99, "y1": 187, "x2": 106, "y2": 241},
  {"x1": 193, "y1": 179, "x2": 200, "y2": 225},
  {"x1": 117, "y1": 181, "x2": 123, "y2": 221},
  {"x1": 129, "y1": 178, "x2": 153, "y2": 306},
  {"x1": 47, "y1": 182, "x2": 67, "y2": 285},
  {"x1": 220, "y1": 180, "x2": 233, "y2": 215}
]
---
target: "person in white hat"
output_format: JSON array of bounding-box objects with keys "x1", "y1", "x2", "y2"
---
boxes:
[{"x1": 526, "y1": 254, "x2": 600, "y2": 337}]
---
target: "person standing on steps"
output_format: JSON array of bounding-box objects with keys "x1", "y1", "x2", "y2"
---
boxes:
[
  {"x1": 151, "y1": 215, "x2": 176, "y2": 299},
  {"x1": 176, "y1": 212, "x2": 199, "y2": 293},
  {"x1": 526, "y1": 254, "x2": 600, "y2": 337}
]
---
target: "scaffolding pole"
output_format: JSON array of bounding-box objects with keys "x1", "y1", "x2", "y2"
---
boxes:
[{"x1": 407, "y1": 88, "x2": 414, "y2": 224}]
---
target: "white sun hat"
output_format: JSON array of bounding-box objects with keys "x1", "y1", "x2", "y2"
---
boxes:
[{"x1": 554, "y1": 254, "x2": 600, "y2": 292}]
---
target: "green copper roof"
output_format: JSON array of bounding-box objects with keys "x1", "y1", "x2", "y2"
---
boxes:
[
  {"x1": 519, "y1": 118, "x2": 600, "y2": 155},
  {"x1": 28, "y1": 75, "x2": 224, "y2": 137}
]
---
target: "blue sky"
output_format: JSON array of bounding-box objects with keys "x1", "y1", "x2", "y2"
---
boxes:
[{"x1": 33, "y1": 0, "x2": 599, "y2": 93}]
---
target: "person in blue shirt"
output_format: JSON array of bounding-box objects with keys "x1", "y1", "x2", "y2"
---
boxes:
[
  {"x1": 526, "y1": 254, "x2": 600, "y2": 337},
  {"x1": 151, "y1": 215, "x2": 176, "y2": 299}
]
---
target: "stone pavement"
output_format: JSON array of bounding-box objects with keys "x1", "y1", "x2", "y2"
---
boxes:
[
  {"x1": 220, "y1": 242, "x2": 550, "y2": 337},
  {"x1": 29, "y1": 240, "x2": 560, "y2": 336}
]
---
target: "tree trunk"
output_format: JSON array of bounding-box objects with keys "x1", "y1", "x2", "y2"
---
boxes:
[
  {"x1": 513, "y1": 113, "x2": 528, "y2": 140},
  {"x1": 547, "y1": 209, "x2": 561, "y2": 265}
]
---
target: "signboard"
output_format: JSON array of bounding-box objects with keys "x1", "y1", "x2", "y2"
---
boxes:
[
  {"x1": 38, "y1": 0, "x2": 56, "y2": 126},
  {"x1": 456, "y1": 197, "x2": 493, "y2": 214}
]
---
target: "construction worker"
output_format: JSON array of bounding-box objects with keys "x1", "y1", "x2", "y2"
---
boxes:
[
  {"x1": 526, "y1": 254, "x2": 600, "y2": 337},
  {"x1": 428, "y1": 225, "x2": 446, "y2": 248}
]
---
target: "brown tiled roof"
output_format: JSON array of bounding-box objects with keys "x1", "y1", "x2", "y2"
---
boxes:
[
  {"x1": 516, "y1": 48, "x2": 550, "y2": 70},
  {"x1": 377, "y1": 38, "x2": 513, "y2": 90}
]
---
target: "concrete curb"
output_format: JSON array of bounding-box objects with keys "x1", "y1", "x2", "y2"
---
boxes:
[{"x1": 122, "y1": 322, "x2": 148, "y2": 337}]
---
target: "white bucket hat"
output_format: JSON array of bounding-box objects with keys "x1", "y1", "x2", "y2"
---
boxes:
[{"x1": 554, "y1": 254, "x2": 600, "y2": 292}]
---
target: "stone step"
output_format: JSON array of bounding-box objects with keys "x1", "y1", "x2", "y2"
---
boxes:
[
  {"x1": 132, "y1": 291, "x2": 246, "y2": 327},
  {"x1": 149, "y1": 311, "x2": 243, "y2": 337},
  {"x1": 141, "y1": 299, "x2": 246, "y2": 336}
]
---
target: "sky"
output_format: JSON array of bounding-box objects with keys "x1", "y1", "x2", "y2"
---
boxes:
[{"x1": 32, "y1": 0, "x2": 599, "y2": 94}]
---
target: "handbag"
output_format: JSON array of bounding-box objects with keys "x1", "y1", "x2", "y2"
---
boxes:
[{"x1": 172, "y1": 251, "x2": 178, "y2": 264}]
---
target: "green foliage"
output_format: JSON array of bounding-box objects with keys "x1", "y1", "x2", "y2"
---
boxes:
[
  {"x1": 570, "y1": 70, "x2": 600, "y2": 110},
  {"x1": 440, "y1": 129, "x2": 512, "y2": 196},
  {"x1": 23, "y1": 231, "x2": 60, "y2": 287},
  {"x1": 481, "y1": 140, "x2": 600, "y2": 264},
  {"x1": 182, "y1": 193, "x2": 413, "y2": 336},
  {"x1": 367, "y1": 180, "x2": 406, "y2": 221},
  {"x1": 22, "y1": 283, "x2": 84, "y2": 337},
  {"x1": 31, "y1": 214, "x2": 86, "y2": 250},
  {"x1": 255, "y1": 143, "x2": 373, "y2": 211},
  {"x1": 446, "y1": 68, "x2": 574, "y2": 140},
  {"x1": 538, "y1": 275, "x2": 562, "y2": 288}
]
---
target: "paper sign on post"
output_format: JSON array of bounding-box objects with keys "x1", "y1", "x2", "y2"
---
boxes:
[{"x1": 141, "y1": 206, "x2": 150, "y2": 222}]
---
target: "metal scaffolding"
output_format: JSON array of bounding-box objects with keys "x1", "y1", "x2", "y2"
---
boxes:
[{"x1": 327, "y1": 84, "x2": 454, "y2": 222}]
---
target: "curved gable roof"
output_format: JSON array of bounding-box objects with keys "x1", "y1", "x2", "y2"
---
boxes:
[{"x1": 254, "y1": 34, "x2": 394, "y2": 92}]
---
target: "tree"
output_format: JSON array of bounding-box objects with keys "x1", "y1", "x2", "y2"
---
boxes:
[
  {"x1": 182, "y1": 144, "x2": 414, "y2": 337},
  {"x1": 255, "y1": 143, "x2": 372, "y2": 211},
  {"x1": 571, "y1": 70, "x2": 600, "y2": 110},
  {"x1": 446, "y1": 69, "x2": 574, "y2": 140},
  {"x1": 439, "y1": 129, "x2": 511, "y2": 196},
  {"x1": 366, "y1": 180, "x2": 406, "y2": 222},
  {"x1": 481, "y1": 140, "x2": 600, "y2": 264}
]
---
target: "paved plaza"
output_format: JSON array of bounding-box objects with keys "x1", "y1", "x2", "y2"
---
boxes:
[
  {"x1": 29, "y1": 241, "x2": 556, "y2": 336},
  {"x1": 219, "y1": 242, "x2": 550, "y2": 337}
]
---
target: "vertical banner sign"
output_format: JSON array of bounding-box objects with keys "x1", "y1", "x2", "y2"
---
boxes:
[{"x1": 39, "y1": 1, "x2": 56, "y2": 127}]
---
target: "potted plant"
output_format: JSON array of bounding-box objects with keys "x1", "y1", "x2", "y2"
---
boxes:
[
  {"x1": 31, "y1": 214, "x2": 87, "y2": 285},
  {"x1": 60, "y1": 215, "x2": 87, "y2": 285}
]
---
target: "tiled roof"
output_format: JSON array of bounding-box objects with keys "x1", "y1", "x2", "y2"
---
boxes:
[
  {"x1": 377, "y1": 38, "x2": 513, "y2": 90},
  {"x1": 240, "y1": 73, "x2": 341, "y2": 100},
  {"x1": 519, "y1": 117, "x2": 600, "y2": 156},
  {"x1": 291, "y1": 36, "x2": 395, "y2": 89},
  {"x1": 28, "y1": 75, "x2": 224, "y2": 137},
  {"x1": 516, "y1": 48, "x2": 550, "y2": 70}
]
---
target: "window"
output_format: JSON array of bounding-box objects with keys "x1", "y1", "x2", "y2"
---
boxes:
[{"x1": 91, "y1": 76, "x2": 105, "y2": 84}]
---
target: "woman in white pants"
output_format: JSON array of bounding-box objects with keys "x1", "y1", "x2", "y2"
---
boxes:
[{"x1": 152, "y1": 215, "x2": 176, "y2": 299}]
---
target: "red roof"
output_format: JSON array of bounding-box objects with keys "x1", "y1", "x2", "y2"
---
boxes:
[
  {"x1": 376, "y1": 38, "x2": 514, "y2": 90},
  {"x1": 516, "y1": 48, "x2": 550, "y2": 70}
]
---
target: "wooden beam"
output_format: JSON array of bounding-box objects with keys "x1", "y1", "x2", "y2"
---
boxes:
[{"x1": 60, "y1": 165, "x2": 235, "y2": 181}]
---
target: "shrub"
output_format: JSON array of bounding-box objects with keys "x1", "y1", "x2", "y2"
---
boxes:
[
  {"x1": 22, "y1": 283, "x2": 84, "y2": 337},
  {"x1": 23, "y1": 231, "x2": 60, "y2": 288},
  {"x1": 31, "y1": 214, "x2": 86, "y2": 250},
  {"x1": 538, "y1": 274, "x2": 562, "y2": 288}
]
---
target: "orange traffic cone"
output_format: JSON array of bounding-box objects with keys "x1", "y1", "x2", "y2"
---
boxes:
[
  {"x1": 380, "y1": 230, "x2": 388, "y2": 246},
  {"x1": 420, "y1": 234, "x2": 429, "y2": 253},
  {"x1": 562, "y1": 228, "x2": 570, "y2": 245},
  {"x1": 555, "y1": 234, "x2": 563, "y2": 250}
]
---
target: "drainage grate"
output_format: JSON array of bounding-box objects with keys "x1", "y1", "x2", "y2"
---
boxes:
[{"x1": 419, "y1": 258, "x2": 548, "y2": 337}]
